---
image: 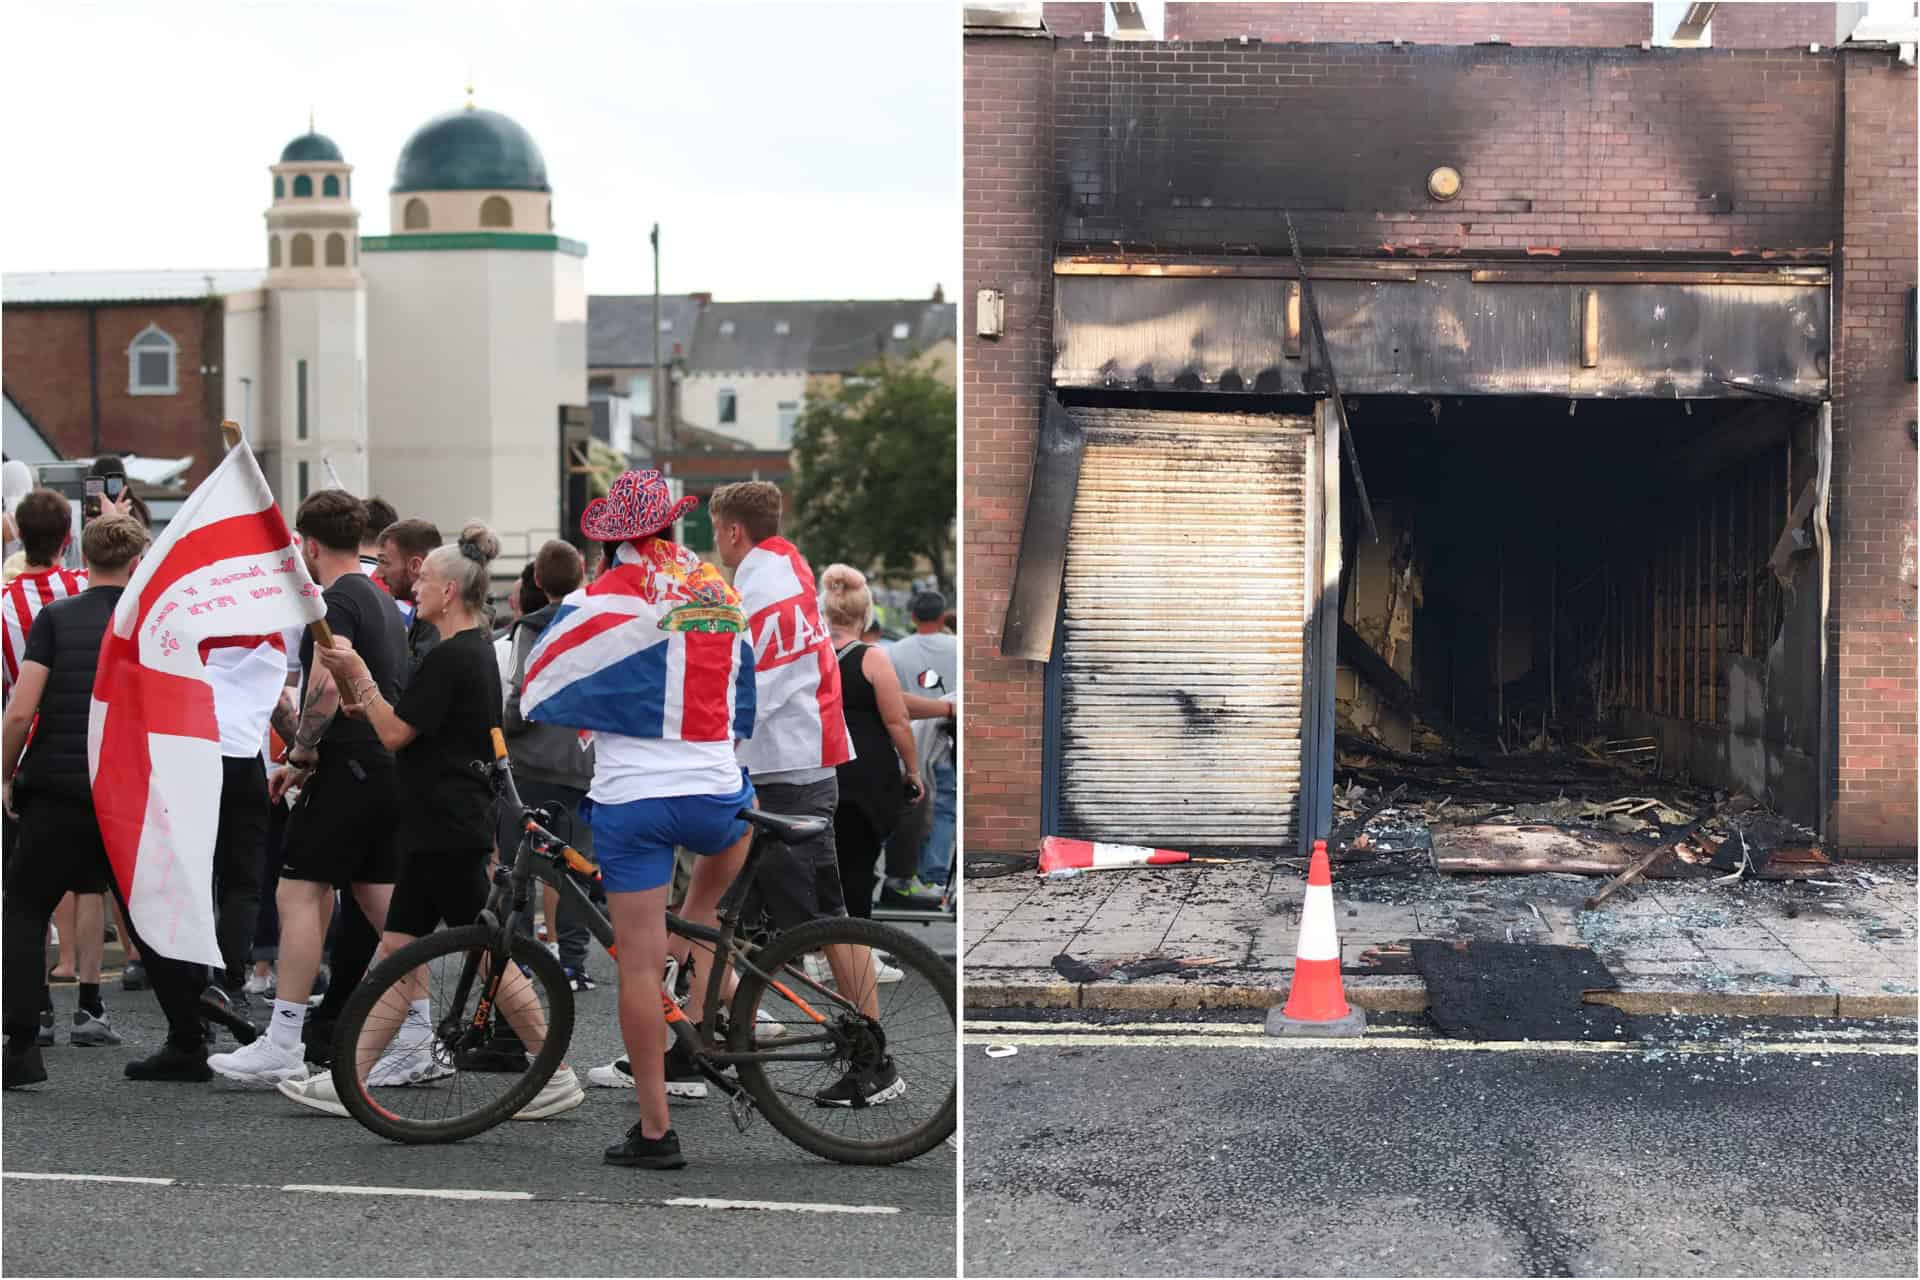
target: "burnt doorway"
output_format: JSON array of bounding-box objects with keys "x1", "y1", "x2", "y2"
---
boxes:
[
  {"x1": 1048, "y1": 405, "x2": 1318, "y2": 855},
  {"x1": 1336, "y1": 396, "x2": 1827, "y2": 829}
]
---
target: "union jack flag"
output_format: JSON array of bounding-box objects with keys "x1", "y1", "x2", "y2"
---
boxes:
[{"x1": 522, "y1": 539, "x2": 755, "y2": 743}]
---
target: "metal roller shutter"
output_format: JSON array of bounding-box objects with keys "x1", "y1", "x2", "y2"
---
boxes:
[{"x1": 1058, "y1": 407, "x2": 1314, "y2": 854}]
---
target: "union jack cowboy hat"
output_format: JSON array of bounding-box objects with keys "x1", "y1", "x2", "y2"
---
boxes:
[{"x1": 580, "y1": 468, "x2": 699, "y2": 542}]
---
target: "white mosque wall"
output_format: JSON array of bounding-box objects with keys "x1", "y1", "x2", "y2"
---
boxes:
[
  {"x1": 363, "y1": 247, "x2": 582, "y2": 562},
  {"x1": 220, "y1": 291, "x2": 266, "y2": 443},
  {"x1": 266, "y1": 285, "x2": 369, "y2": 505}
]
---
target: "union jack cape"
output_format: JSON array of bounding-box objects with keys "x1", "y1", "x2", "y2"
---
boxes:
[
  {"x1": 732, "y1": 537, "x2": 851, "y2": 774},
  {"x1": 522, "y1": 539, "x2": 755, "y2": 743}
]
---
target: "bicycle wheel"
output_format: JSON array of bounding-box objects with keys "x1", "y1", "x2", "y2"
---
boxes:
[
  {"x1": 727, "y1": 916, "x2": 955, "y2": 1165},
  {"x1": 330, "y1": 924, "x2": 574, "y2": 1144}
]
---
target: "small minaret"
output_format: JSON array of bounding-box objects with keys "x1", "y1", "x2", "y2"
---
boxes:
[{"x1": 262, "y1": 121, "x2": 369, "y2": 504}]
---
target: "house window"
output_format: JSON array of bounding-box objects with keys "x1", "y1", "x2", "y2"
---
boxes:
[
  {"x1": 325, "y1": 232, "x2": 346, "y2": 266},
  {"x1": 290, "y1": 233, "x2": 314, "y2": 267},
  {"x1": 774, "y1": 320, "x2": 791, "y2": 336},
  {"x1": 892, "y1": 322, "x2": 910, "y2": 340},
  {"x1": 297, "y1": 460, "x2": 310, "y2": 501},
  {"x1": 777, "y1": 401, "x2": 800, "y2": 446},
  {"x1": 269, "y1": 235, "x2": 281, "y2": 268},
  {"x1": 719, "y1": 320, "x2": 736, "y2": 337},
  {"x1": 659, "y1": 318, "x2": 673, "y2": 333},
  {"x1": 274, "y1": 176, "x2": 284, "y2": 200},
  {"x1": 718, "y1": 388, "x2": 738, "y2": 425},
  {"x1": 293, "y1": 174, "x2": 313, "y2": 198},
  {"x1": 629, "y1": 375, "x2": 653, "y2": 416},
  {"x1": 322, "y1": 174, "x2": 340, "y2": 197},
  {"x1": 404, "y1": 198, "x2": 429, "y2": 230},
  {"x1": 127, "y1": 325, "x2": 178, "y2": 396},
  {"x1": 481, "y1": 195, "x2": 512, "y2": 228},
  {"x1": 297, "y1": 359, "x2": 309, "y2": 440}
]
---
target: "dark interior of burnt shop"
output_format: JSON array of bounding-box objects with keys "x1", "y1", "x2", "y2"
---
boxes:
[{"x1": 1333, "y1": 394, "x2": 1824, "y2": 822}]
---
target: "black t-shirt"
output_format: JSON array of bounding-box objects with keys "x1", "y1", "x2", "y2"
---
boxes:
[
  {"x1": 393, "y1": 625, "x2": 502, "y2": 851},
  {"x1": 299, "y1": 571, "x2": 408, "y2": 754},
  {"x1": 18, "y1": 586, "x2": 123, "y2": 800}
]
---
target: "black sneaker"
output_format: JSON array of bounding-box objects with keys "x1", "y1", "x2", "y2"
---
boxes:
[
  {"x1": 301, "y1": 1018, "x2": 336, "y2": 1068},
  {"x1": 604, "y1": 1124, "x2": 687, "y2": 1169},
  {"x1": 121, "y1": 961, "x2": 147, "y2": 992},
  {"x1": 125, "y1": 1041, "x2": 213, "y2": 1083},
  {"x1": 3, "y1": 1042, "x2": 47, "y2": 1089},
  {"x1": 36, "y1": 1011, "x2": 54, "y2": 1047},
  {"x1": 564, "y1": 967, "x2": 596, "y2": 992},
  {"x1": 454, "y1": 1027, "x2": 530, "y2": 1073},
  {"x1": 814, "y1": 1058, "x2": 908, "y2": 1108},
  {"x1": 665, "y1": 1039, "x2": 709, "y2": 1100}
]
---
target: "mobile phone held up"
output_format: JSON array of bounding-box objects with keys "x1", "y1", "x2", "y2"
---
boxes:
[{"x1": 83, "y1": 478, "x2": 104, "y2": 521}]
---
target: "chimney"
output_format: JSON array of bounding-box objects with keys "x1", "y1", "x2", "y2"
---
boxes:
[{"x1": 932, "y1": 283, "x2": 944, "y2": 303}]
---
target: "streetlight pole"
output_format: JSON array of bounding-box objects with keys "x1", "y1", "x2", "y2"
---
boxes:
[{"x1": 651, "y1": 222, "x2": 662, "y2": 461}]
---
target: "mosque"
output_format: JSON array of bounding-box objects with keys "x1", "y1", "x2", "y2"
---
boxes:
[{"x1": 3, "y1": 99, "x2": 586, "y2": 557}]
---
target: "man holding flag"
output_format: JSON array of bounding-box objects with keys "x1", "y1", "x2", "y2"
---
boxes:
[{"x1": 3, "y1": 436, "x2": 326, "y2": 1089}]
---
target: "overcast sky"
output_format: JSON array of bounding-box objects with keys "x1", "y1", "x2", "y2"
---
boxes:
[{"x1": 1, "y1": 0, "x2": 957, "y2": 302}]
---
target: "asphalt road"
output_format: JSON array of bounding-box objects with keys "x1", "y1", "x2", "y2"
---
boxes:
[
  {"x1": 4, "y1": 984, "x2": 955, "y2": 1278},
  {"x1": 964, "y1": 1012, "x2": 1918, "y2": 1278}
]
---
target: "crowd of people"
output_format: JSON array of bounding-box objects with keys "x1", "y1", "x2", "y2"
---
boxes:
[{"x1": 0, "y1": 461, "x2": 957, "y2": 1172}]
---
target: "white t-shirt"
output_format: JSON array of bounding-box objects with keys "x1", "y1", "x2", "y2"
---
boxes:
[
  {"x1": 590, "y1": 731, "x2": 742, "y2": 805},
  {"x1": 205, "y1": 635, "x2": 292, "y2": 759}
]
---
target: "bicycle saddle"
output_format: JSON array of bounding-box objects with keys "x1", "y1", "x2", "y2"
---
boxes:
[{"x1": 739, "y1": 807, "x2": 828, "y2": 844}]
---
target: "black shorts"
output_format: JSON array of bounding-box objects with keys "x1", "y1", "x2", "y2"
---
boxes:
[
  {"x1": 9, "y1": 793, "x2": 115, "y2": 896},
  {"x1": 384, "y1": 847, "x2": 491, "y2": 938},
  {"x1": 745, "y1": 776, "x2": 847, "y2": 931},
  {"x1": 280, "y1": 748, "x2": 400, "y2": 889}
]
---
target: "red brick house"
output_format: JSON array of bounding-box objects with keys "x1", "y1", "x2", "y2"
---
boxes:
[{"x1": 963, "y1": 2, "x2": 1917, "y2": 859}]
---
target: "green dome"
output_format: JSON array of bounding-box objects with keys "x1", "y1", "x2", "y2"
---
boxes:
[
  {"x1": 391, "y1": 107, "x2": 550, "y2": 193},
  {"x1": 280, "y1": 131, "x2": 343, "y2": 163}
]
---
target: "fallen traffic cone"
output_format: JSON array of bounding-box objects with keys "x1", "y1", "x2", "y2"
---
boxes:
[
  {"x1": 1266, "y1": 839, "x2": 1367, "y2": 1037},
  {"x1": 1038, "y1": 837, "x2": 1192, "y2": 876}
]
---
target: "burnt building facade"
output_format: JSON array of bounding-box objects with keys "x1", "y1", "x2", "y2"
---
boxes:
[{"x1": 964, "y1": 2, "x2": 1918, "y2": 859}]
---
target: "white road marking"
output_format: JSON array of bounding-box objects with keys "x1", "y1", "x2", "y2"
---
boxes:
[
  {"x1": 282, "y1": 1184, "x2": 534, "y2": 1201},
  {"x1": 2, "y1": 1172, "x2": 175, "y2": 1186},
  {"x1": 664, "y1": 1197, "x2": 900, "y2": 1215},
  {"x1": 964, "y1": 1028, "x2": 1918, "y2": 1056}
]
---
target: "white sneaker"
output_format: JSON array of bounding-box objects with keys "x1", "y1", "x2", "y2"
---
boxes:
[
  {"x1": 244, "y1": 972, "x2": 275, "y2": 997},
  {"x1": 208, "y1": 1036, "x2": 309, "y2": 1086},
  {"x1": 876, "y1": 956, "x2": 905, "y2": 984},
  {"x1": 587, "y1": 1056, "x2": 706, "y2": 1100},
  {"x1": 802, "y1": 954, "x2": 833, "y2": 985},
  {"x1": 755, "y1": 1008, "x2": 790, "y2": 1042},
  {"x1": 512, "y1": 1066, "x2": 585, "y2": 1119},
  {"x1": 277, "y1": 1072, "x2": 348, "y2": 1117},
  {"x1": 367, "y1": 1040, "x2": 453, "y2": 1086}
]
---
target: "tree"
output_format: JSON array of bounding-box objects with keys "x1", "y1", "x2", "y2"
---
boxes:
[{"x1": 789, "y1": 357, "x2": 956, "y2": 592}]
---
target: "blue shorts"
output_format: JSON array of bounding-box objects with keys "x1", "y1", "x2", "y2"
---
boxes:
[{"x1": 582, "y1": 772, "x2": 755, "y2": 894}]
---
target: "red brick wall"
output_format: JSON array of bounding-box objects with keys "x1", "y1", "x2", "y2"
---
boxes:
[
  {"x1": 1830, "y1": 48, "x2": 1919, "y2": 855},
  {"x1": 1162, "y1": 2, "x2": 1841, "y2": 47},
  {"x1": 3, "y1": 301, "x2": 220, "y2": 482},
  {"x1": 1056, "y1": 43, "x2": 1840, "y2": 255},
  {"x1": 1041, "y1": 2, "x2": 1106, "y2": 37},
  {"x1": 1165, "y1": 2, "x2": 1652, "y2": 45},
  {"x1": 964, "y1": 32, "x2": 1056, "y2": 854}
]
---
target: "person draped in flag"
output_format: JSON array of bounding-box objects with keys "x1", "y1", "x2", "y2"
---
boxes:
[
  {"x1": 274, "y1": 523, "x2": 585, "y2": 1120},
  {"x1": 521, "y1": 468, "x2": 755, "y2": 1170},
  {"x1": 2, "y1": 516, "x2": 206, "y2": 1087},
  {"x1": 210, "y1": 491, "x2": 409, "y2": 1086}
]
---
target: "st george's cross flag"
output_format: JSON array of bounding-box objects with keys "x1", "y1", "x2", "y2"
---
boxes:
[
  {"x1": 522, "y1": 538, "x2": 755, "y2": 743},
  {"x1": 732, "y1": 537, "x2": 851, "y2": 774},
  {"x1": 88, "y1": 441, "x2": 324, "y2": 965}
]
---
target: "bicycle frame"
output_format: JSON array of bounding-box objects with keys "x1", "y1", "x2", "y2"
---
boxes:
[{"x1": 459, "y1": 731, "x2": 876, "y2": 1084}]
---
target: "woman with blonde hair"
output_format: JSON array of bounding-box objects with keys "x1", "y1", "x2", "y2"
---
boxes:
[{"x1": 819, "y1": 564, "x2": 923, "y2": 919}]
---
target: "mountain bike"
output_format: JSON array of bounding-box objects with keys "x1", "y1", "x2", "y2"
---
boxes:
[{"x1": 327, "y1": 730, "x2": 956, "y2": 1165}]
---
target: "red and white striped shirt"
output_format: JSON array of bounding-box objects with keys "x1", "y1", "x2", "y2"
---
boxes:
[{"x1": 2, "y1": 565, "x2": 87, "y2": 698}]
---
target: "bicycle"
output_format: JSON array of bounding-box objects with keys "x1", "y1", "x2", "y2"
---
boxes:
[{"x1": 327, "y1": 730, "x2": 956, "y2": 1165}]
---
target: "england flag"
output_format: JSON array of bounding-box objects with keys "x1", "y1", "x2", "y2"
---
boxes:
[{"x1": 88, "y1": 441, "x2": 324, "y2": 965}]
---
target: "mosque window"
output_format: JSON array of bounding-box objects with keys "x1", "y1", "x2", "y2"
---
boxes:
[
  {"x1": 404, "y1": 198, "x2": 430, "y2": 230},
  {"x1": 480, "y1": 196, "x2": 513, "y2": 228},
  {"x1": 269, "y1": 236, "x2": 281, "y2": 268},
  {"x1": 547, "y1": 200, "x2": 553, "y2": 229},
  {"x1": 274, "y1": 176, "x2": 284, "y2": 200},
  {"x1": 290, "y1": 233, "x2": 314, "y2": 267},
  {"x1": 322, "y1": 174, "x2": 340, "y2": 198},
  {"x1": 293, "y1": 174, "x2": 313, "y2": 198},
  {"x1": 325, "y1": 232, "x2": 346, "y2": 267},
  {"x1": 127, "y1": 325, "x2": 178, "y2": 396},
  {"x1": 298, "y1": 460, "x2": 310, "y2": 502},
  {"x1": 297, "y1": 360, "x2": 309, "y2": 440},
  {"x1": 718, "y1": 388, "x2": 738, "y2": 425}
]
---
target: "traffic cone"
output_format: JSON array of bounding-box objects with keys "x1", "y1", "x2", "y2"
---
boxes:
[
  {"x1": 1038, "y1": 837, "x2": 1192, "y2": 876},
  {"x1": 1266, "y1": 839, "x2": 1367, "y2": 1037}
]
